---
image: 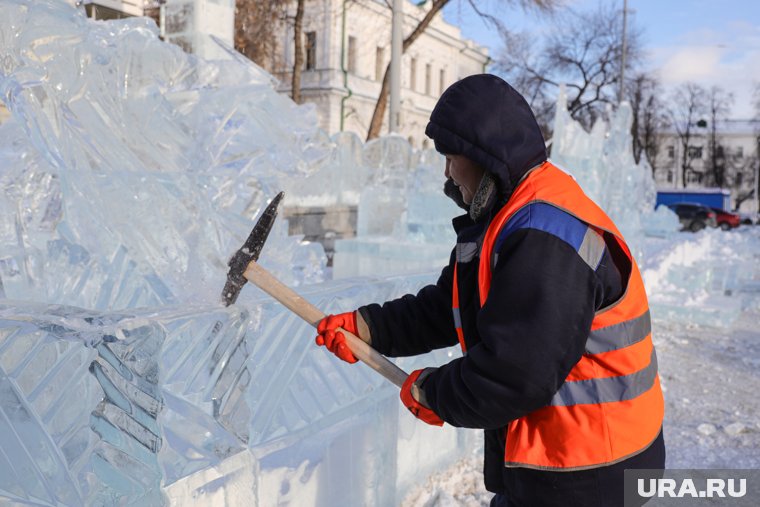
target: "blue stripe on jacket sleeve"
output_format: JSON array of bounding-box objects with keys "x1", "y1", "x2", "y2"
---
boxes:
[{"x1": 494, "y1": 202, "x2": 589, "y2": 254}]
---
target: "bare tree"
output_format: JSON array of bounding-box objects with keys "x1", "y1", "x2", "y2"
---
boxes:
[
  {"x1": 497, "y1": 29, "x2": 556, "y2": 134},
  {"x1": 365, "y1": 0, "x2": 559, "y2": 140},
  {"x1": 291, "y1": 0, "x2": 306, "y2": 103},
  {"x1": 668, "y1": 82, "x2": 708, "y2": 188},
  {"x1": 704, "y1": 86, "x2": 734, "y2": 187},
  {"x1": 627, "y1": 73, "x2": 668, "y2": 174},
  {"x1": 727, "y1": 150, "x2": 759, "y2": 210},
  {"x1": 234, "y1": 0, "x2": 309, "y2": 102},
  {"x1": 234, "y1": 0, "x2": 287, "y2": 71},
  {"x1": 749, "y1": 83, "x2": 760, "y2": 212},
  {"x1": 496, "y1": 2, "x2": 643, "y2": 133}
]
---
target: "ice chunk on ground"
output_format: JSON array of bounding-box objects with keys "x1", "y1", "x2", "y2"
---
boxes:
[
  {"x1": 697, "y1": 423, "x2": 717, "y2": 436},
  {"x1": 724, "y1": 422, "x2": 746, "y2": 437}
]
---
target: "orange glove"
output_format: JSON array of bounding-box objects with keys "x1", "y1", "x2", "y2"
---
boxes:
[
  {"x1": 400, "y1": 369, "x2": 443, "y2": 426},
  {"x1": 315, "y1": 312, "x2": 359, "y2": 364}
]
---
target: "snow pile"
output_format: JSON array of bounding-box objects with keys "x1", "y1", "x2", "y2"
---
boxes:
[
  {"x1": 641, "y1": 227, "x2": 760, "y2": 327},
  {"x1": 401, "y1": 457, "x2": 490, "y2": 507}
]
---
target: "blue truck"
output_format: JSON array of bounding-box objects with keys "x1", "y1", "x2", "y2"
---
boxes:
[{"x1": 655, "y1": 188, "x2": 731, "y2": 211}]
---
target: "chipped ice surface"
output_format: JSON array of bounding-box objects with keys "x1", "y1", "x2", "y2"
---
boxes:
[
  {"x1": 0, "y1": 0, "x2": 330, "y2": 310},
  {"x1": 0, "y1": 273, "x2": 476, "y2": 506},
  {"x1": 0, "y1": 1, "x2": 478, "y2": 505}
]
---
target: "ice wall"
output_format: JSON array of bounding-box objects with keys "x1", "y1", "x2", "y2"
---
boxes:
[
  {"x1": 0, "y1": 0, "x2": 330, "y2": 310},
  {"x1": 0, "y1": 275, "x2": 475, "y2": 506},
  {"x1": 334, "y1": 84, "x2": 684, "y2": 280},
  {"x1": 332, "y1": 139, "x2": 460, "y2": 278},
  {"x1": 0, "y1": 1, "x2": 478, "y2": 505}
]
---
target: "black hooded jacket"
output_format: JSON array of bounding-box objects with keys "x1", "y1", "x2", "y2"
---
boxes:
[{"x1": 357, "y1": 75, "x2": 633, "y2": 495}]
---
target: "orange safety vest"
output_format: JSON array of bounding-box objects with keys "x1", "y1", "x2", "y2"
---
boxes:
[{"x1": 452, "y1": 161, "x2": 664, "y2": 471}]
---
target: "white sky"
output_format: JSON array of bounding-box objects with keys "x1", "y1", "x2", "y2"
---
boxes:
[{"x1": 443, "y1": 0, "x2": 760, "y2": 119}]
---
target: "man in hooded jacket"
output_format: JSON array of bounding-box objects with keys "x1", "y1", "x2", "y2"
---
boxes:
[{"x1": 316, "y1": 74, "x2": 665, "y2": 507}]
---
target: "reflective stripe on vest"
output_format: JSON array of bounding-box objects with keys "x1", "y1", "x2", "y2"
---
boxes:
[
  {"x1": 491, "y1": 202, "x2": 607, "y2": 273},
  {"x1": 467, "y1": 161, "x2": 664, "y2": 470},
  {"x1": 551, "y1": 348, "x2": 658, "y2": 406},
  {"x1": 452, "y1": 263, "x2": 467, "y2": 354}
]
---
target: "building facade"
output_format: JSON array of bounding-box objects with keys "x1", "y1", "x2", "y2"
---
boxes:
[
  {"x1": 270, "y1": 0, "x2": 489, "y2": 147},
  {"x1": 79, "y1": 0, "x2": 488, "y2": 146},
  {"x1": 652, "y1": 120, "x2": 760, "y2": 212}
]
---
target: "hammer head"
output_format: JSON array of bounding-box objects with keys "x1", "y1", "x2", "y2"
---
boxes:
[{"x1": 222, "y1": 191, "x2": 284, "y2": 306}]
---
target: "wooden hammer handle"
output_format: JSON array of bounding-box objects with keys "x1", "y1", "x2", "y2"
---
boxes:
[{"x1": 243, "y1": 261, "x2": 408, "y2": 389}]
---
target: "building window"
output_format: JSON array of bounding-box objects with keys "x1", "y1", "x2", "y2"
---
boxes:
[
  {"x1": 687, "y1": 146, "x2": 703, "y2": 159},
  {"x1": 736, "y1": 172, "x2": 743, "y2": 186},
  {"x1": 666, "y1": 171, "x2": 674, "y2": 183},
  {"x1": 686, "y1": 171, "x2": 703, "y2": 184},
  {"x1": 425, "y1": 63, "x2": 431, "y2": 95},
  {"x1": 375, "y1": 47, "x2": 384, "y2": 81},
  {"x1": 735, "y1": 146, "x2": 744, "y2": 159},
  {"x1": 667, "y1": 145, "x2": 675, "y2": 159},
  {"x1": 410, "y1": 57, "x2": 417, "y2": 91},
  {"x1": 347, "y1": 36, "x2": 357, "y2": 74},
  {"x1": 439, "y1": 68, "x2": 446, "y2": 95},
  {"x1": 305, "y1": 31, "x2": 317, "y2": 70}
]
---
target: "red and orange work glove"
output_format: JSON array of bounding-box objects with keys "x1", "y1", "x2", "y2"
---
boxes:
[
  {"x1": 400, "y1": 368, "x2": 443, "y2": 426},
  {"x1": 315, "y1": 311, "x2": 359, "y2": 364}
]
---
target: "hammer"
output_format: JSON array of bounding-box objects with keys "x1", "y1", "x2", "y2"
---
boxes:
[{"x1": 222, "y1": 192, "x2": 408, "y2": 388}]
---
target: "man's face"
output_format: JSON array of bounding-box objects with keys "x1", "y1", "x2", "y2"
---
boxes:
[{"x1": 444, "y1": 154, "x2": 485, "y2": 205}]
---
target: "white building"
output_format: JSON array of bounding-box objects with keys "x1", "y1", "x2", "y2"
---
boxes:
[
  {"x1": 78, "y1": 0, "x2": 488, "y2": 145},
  {"x1": 652, "y1": 120, "x2": 760, "y2": 211},
  {"x1": 270, "y1": 0, "x2": 489, "y2": 147}
]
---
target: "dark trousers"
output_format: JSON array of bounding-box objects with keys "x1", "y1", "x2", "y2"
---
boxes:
[{"x1": 490, "y1": 429, "x2": 665, "y2": 507}]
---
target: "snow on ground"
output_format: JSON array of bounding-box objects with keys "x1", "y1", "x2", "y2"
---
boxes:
[
  {"x1": 656, "y1": 310, "x2": 760, "y2": 469},
  {"x1": 402, "y1": 457, "x2": 491, "y2": 507},
  {"x1": 403, "y1": 227, "x2": 760, "y2": 506}
]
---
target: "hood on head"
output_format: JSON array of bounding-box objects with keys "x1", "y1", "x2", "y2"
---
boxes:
[{"x1": 425, "y1": 74, "x2": 547, "y2": 197}]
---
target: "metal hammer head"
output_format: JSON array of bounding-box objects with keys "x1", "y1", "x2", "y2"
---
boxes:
[{"x1": 221, "y1": 191, "x2": 284, "y2": 306}]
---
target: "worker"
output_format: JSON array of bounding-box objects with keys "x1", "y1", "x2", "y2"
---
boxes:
[{"x1": 316, "y1": 74, "x2": 665, "y2": 507}]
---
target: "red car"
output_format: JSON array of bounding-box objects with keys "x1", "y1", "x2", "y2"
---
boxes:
[{"x1": 709, "y1": 207, "x2": 741, "y2": 230}]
